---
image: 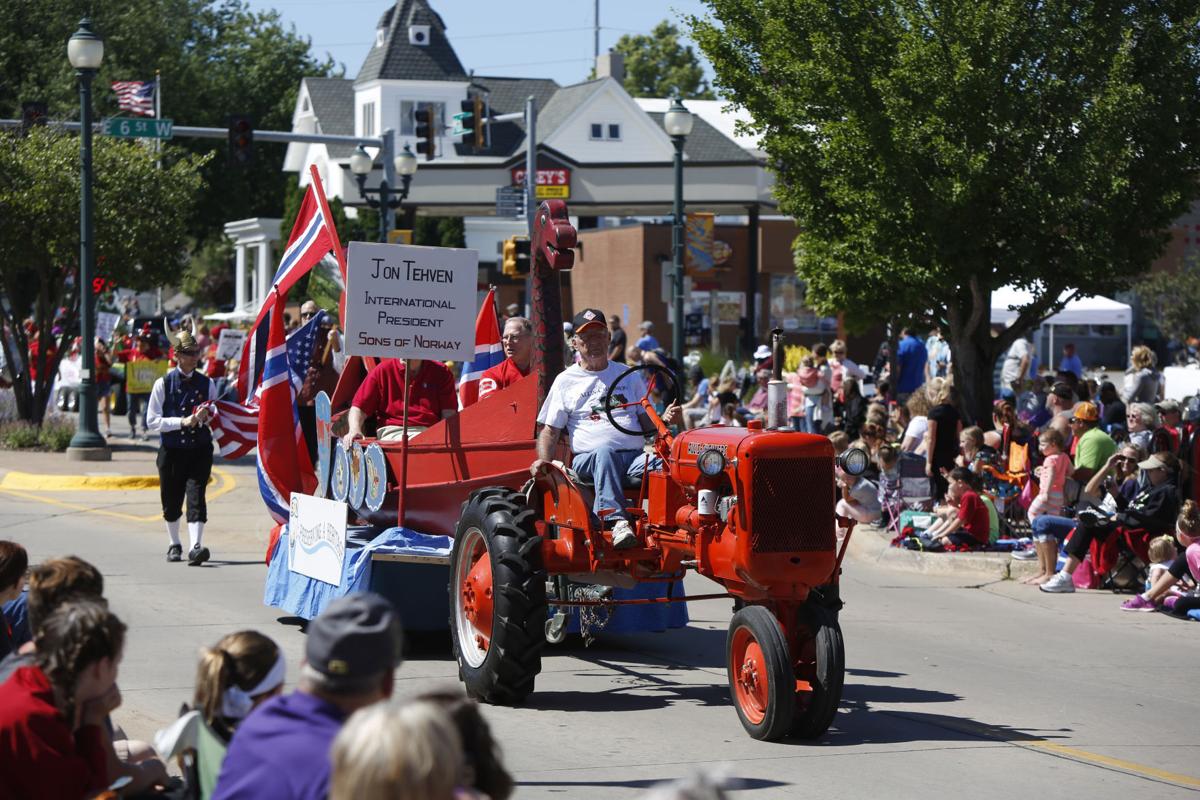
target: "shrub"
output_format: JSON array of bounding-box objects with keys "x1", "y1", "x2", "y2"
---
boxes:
[
  {"x1": 38, "y1": 419, "x2": 76, "y2": 452},
  {"x1": 0, "y1": 421, "x2": 40, "y2": 449}
]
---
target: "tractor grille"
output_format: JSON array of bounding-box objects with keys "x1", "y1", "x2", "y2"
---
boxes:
[{"x1": 749, "y1": 457, "x2": 835, "y2": 553}]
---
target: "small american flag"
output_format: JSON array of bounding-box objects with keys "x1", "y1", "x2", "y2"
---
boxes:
[
  {"x1": 111, "y1": 80, "x2": 156, "y2": 117},
  {"x1": 203, "y1": 399, "x2": 259, "y2": 459},
  {"x1": 286, "y1": 309, "x2": 327, "y2": 392}
]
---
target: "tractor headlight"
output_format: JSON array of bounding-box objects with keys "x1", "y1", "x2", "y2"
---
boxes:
[
  {"x1": 697, "y1": 448, "x2": 726, "y2": 476},
  {"x1": 838, "y1": 447, "x2": 870, "y2": 476}
]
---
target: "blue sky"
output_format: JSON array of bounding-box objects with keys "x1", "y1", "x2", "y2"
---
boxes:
[{"x1": 244, "y1": 0, "x2": 716, "y2": 85}]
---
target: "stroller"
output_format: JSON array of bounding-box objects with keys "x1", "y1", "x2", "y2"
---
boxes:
[{"x1": 884, "y1": 452, "x2": 935, "y2": 536}]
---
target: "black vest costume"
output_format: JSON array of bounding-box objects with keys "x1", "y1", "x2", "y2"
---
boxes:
[{"x1": 160, "y1": 370, "x2": 212, "y2": 450}]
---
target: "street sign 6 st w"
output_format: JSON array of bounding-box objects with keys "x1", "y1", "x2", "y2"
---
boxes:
[{"x1": 102, "y1": 117, "x2": 173, "y2": 139}]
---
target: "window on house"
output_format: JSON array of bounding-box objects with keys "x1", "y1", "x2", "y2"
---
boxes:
[
  {"x1": 607, "y1": 123, "x2": 621, "y2": 140},
  {"x1": 362, "y1": 102, "x2": 375, "y2": 137},
  {"x1": 590, "y1": 122, "x2": 621, "y2": 141},
  {"x1": 400, "y1": 101, "x2": 443, "y2": 137},
  {"x1": 590, "y1": 123, "x2": 603, "y2": 140},
  {"x1": 301, "y1": 96, "x2": 310, "y2": 113}
]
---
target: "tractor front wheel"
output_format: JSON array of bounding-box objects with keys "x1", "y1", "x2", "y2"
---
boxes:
[
  {"x1": 449, "y1": 488, "x2": 547, "y2": 705},
  {"x1": 726, "y1": 605, "x2": 795, "y2": 741},
  {"x1": 790, "y1": 603, "x2": 845, "y2": 739}
]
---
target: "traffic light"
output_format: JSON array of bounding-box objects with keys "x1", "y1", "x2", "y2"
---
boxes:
[
  {"x1": 20, "y1": 102, "x2": 48, "y2": 135},
  {"x1": 227, "y1": 114, "x2": 254, "y2": 166},
  {"x1": 501, "y1": 236, "x2": 531, "y2": 277},
  {"x1": 458, "y1": 95, "x2": 485, "y2": 150},
  {"x1": 414, "y1": 107, "x2": 436, "y2": 160}
]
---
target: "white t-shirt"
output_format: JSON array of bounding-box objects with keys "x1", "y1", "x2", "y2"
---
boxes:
[
  {"x1": 537, "y1": 362, "x2": 649, "y2": 452},
  {"x1": 903, "y1": 416, "x2": 928, "y2": 451},
  {"x1": 1001, "y1": 338, "x2": 1032, "y2": 386}
]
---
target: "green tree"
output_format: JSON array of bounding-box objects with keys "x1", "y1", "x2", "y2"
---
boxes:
[
  {"x1": 0, "y1": 129, "x2": 208, "y2": 424},
  {"x1": 611, "y1": 21, "x2": 715, "y2": 100},
  {"x1": 692, "y1": 1, "x2": 1200, "y2": 422},
  {"x1": 0, "y1": 0, "x2": 336, "y2": 246},
  {"x1": 1135, "y1": 266, "x2": 1200, "y2": 346}
]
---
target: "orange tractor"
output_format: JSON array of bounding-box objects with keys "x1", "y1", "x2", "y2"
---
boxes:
[{"x1": 448, "y1": 203, "x2": 865, "y2": 741}]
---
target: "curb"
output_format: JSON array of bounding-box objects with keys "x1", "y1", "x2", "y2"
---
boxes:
[
  {"x1": 0, "y1": 471, "x2": 214, "y2": 492},
  {"x1": 846, "y1": 523, "x2": 1040, "y2": 581}
]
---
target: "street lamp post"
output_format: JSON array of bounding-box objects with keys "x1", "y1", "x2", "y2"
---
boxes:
[
  {"x1": 663, "y1": 96, "x2": 693, "y2": 368},
  {"x1": 66, "y1": 17, "x2": 110, "y2": 461},
  {"x1": 350, "y1": 133, "x2": 418, "y2": 243}
]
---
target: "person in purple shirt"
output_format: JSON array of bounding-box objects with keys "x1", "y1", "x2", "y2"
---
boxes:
[
  {"x1": 211, "y1": 593, "x2": 403, "y2": 800},
  {"x1": 895, "y1": 327, "x2": 928, "y2": 401}
]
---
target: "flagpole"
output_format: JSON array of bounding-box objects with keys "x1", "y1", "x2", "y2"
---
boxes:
[
  {"x1": 398, "y1": 362, "x2": 410, "y2": 528},
  {"x1": 154, "y1": 69, "x2": 161, "y2": 169}
]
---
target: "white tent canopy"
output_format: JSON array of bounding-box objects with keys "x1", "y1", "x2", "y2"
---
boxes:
[
  {"x1": 990, "y1": 285, "x2": 1132, "y2": 367},
  {"x1": 989, "y1": 286, "x2": 1132, "y2": 327}
]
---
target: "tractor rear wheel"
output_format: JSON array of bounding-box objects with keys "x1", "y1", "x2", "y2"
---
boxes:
[
  {"x1": 790, "y1": 603, "x2": 845, "y2": 739},
  {"x1": 450, "y1": 488, "x2": 547, "y2": 705},
  {"x1": 726, "y1": 605, "x2": 795, "y2": 741}
]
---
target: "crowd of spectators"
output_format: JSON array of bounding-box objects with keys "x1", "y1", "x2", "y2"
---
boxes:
[{"x1": 0, "y1": 548, "x2": 738, "y2": 799}]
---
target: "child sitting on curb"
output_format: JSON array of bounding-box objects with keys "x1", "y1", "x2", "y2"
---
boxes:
[
  {"x1": 1122, "y1": 501, "x2": 1200, "y2": 614},
  {"x1": 919, "y1": 468, "x2": 990, "y2": 551}
]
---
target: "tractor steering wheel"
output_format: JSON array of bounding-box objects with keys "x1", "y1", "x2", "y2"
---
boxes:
[{"x1": 602, "y1": 364, "x2": 680, "y2": 437}]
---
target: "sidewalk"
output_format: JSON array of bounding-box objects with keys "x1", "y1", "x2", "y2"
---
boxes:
[{"x1": 846, "y1": 521, "x2": 1040, "y2": 581}]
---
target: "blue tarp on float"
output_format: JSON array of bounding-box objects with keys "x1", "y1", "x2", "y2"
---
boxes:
[{"x1": 264, "y1": 524, "x2": 689, "y2": 633}]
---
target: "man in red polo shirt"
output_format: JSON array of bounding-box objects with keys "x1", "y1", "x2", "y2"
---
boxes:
[
  {"x1": 343, "y1": 358, "x2": 457, "y2": 445},
  {"x1": 479, "y1": 316, "x2": 532, "y2": 401}
]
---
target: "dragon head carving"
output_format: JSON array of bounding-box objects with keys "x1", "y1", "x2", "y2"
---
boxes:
[{"x1": 531, "y1": 200, "x2": 576, "y2": 272}]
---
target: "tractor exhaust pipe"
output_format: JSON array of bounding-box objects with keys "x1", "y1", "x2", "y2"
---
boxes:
[{"x1": 766, "y1": 328, "x2": 788, "y2": 430}]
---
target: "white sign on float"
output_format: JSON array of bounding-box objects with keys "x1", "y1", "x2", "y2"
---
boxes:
[
  {"x1": 343, "y1": 241, "x2": 477, "y2": 361},
  {"x1": 215, "y1": 328, "x2": 248, "y2": 360},
  {"x1": 288, "y1": 493, "x2": 348, "y2": 587}
]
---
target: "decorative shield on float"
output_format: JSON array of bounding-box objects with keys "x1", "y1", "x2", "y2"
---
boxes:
[
  {"x1": 331, "y1": 441, "x2": 350, "y2": 502},
  {"x1": 364, "y1": 443, "x2": 387, "y2": 512},
  {"x1": 349, "y1": 441, "x2": 366, "y2": 508},
  {"x1": 314, "y1": 391, "x2": 332, "y2": 498}
]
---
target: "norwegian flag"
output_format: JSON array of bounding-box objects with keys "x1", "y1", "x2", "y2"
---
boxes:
[
  {"x1": 457, "y1": 288, "x2": 504, "y2": 408},
  {"x1": 111, "y1": 80, "x2": 156, "y2": 116},
  {"x1": 256, "y1": 293, "x2": 314, "y2": 523},
  {"x1": 237, "y1": 167, "x2": 345, "y2": 403},
  {"x1": 204, "y1": 400, "x2": 259, "y2": 459}
]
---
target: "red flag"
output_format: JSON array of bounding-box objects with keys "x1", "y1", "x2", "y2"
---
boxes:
[
  {"x1": 256, "y1": 292, "x2": 314, "y2": 523},
  {"x1": 457, "y1": 289, "x2": 504, "y2": 408}
]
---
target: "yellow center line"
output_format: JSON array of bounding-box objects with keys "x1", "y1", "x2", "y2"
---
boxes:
[
  {"x1": 0, "y1": 466, "x2": 238, "y2": 524},
  {"x1": 1024, "y1": 740, "x2": 1200, "y2": 789}
]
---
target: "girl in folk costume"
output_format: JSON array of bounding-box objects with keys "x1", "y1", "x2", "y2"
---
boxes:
[{"x1": 146, "y1": 331, "x2": 217, "y2": 565}]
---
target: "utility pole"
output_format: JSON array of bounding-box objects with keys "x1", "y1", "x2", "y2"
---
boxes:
[{"x1": 594, "y1": 0, "x2": 600, "y2": 60}]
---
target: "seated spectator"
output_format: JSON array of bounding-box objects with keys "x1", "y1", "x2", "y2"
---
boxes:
[
  {"x1": 836, "y1": 466, "x2": 881, "y2": 525},
  {"x1": 1041, "y1": 452, "x2": 1180, "y2": 593},
  {"x1": 213, "y1": 593, "x2": 403, "y2": 800},
  {"x1": 1098, "y1": 380, "x2": 1126, "y2": 436},
  {"x1": 1017, "y1": 374, "x2": 1049, "y2": 428},
  {"x1": 854, "y1": 422, "x2": 886, "y2": 482},
  {"x1": 956, "y1": 426, "x2": 985, "y2": 470},
  {"x1": 876, "y1": 445, "x2": 902, "y2": 519},
  {"x1": 343, "y1": 359, "x2": 457, "y2": 445},
  {"x1": 416, "y1": 690, "x2": 514, "y2": 800},
  {"x1": 745, "y1": 368, "x2": 771, "y2": 421},
  {"x1": 0, "y1": 599, "x2": 128, "y2": 798},
  {"x1": 0, "y1": 541, "x2": 28, "y2": 660},
  {"x1": 920, "y1": 468, "x2": 990, "y2": 550},
  {"x1": 1121, "y1": 500, "x2": 1200, "y2": 613},
  {"x1": 1068, "y1": 401, "x2": 1117, "y2": 489},
  {"x1": 330, "y1": 699, "x2": 462, "y2": 800},
  {"x1": 1125, "y1": 402, "x2": 1157, "y2": 452},
  {"x1": 1021, "y1": 429, "x2": 1073, "y2": 585},
  {"x1": 1154, "y1": 398, "x2": 1183, "y2": 453},
  {"x1": 154, "y1": 631, "x2": 285, "y2": 799},
  {"x1": 828, "y1": 430, "x2": 850, "y2": 456},
  {"x1": 900, "y1": 391, "x2": 931, "y2": 454},
  {"x1": 683, "y1": 372, "x2": 718, "y2": 429},
  {"x1": 1145, "y1": 535, "x2": 1179, "y2": 591},
  {"x1": 717, "y1": 402, "x2": 742, "y2": 427}
]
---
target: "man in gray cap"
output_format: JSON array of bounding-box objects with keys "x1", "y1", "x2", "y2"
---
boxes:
[{"x1": 212, "y1": 593, "x2": 403, "y2": 800}]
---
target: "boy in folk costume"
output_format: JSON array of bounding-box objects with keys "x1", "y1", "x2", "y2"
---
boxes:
[{"x1": 146, "y1": 331, "x2": 217, "y2": 565}]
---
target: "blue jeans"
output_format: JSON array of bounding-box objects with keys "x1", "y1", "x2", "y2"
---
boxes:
[
  {"x1": 127, "y1": 392, "x2": 149, "y2": 433},
  {"x1": 1032, "y1": 514, "x2": 1076, "y2": 544},
  {"x1": 572, "y1": 447, "x2": 660, "y2": 523}
]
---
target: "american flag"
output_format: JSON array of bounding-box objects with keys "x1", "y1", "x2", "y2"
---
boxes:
[
  {"x1": 204, "y1": 399, "x2": 259, "y2": 459},
  {"x1": 111, "y1": 80, "x2": 156, "y2": 117},
  {"x1": 286, "y1": 309, "x2": 328, "y2": 392}
]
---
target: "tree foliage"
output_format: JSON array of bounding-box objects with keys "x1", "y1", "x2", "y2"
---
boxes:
[
  {"x1": 611, "y1": 21, "x2": 715, "y2": 100},
  {"x1": 0, "y1": 0, "x2": 336, "y2": 245},
  {"x1": 0, "y1": 128, "x2": 208, "y2": 423},
  {"x1": 692, "y1": 0, "x2": 1200, "y2": 421},
  {"x1": 1135, "y1": 266, "x2": 1200, "y2": 345}
]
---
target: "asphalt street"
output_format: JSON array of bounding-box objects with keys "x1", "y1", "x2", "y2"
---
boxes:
[{"x1": 0, "y1": 446, "x2": 1196, "y2": 799}]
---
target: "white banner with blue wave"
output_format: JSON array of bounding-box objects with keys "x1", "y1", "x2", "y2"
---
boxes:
[{"x1": 287, "y1": 493, "x2": 348, "y2": 586}]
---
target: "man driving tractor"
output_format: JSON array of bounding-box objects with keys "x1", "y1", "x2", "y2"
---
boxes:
[{"x1": 530, "y1": 308, "x2": 681, "y2": 549}]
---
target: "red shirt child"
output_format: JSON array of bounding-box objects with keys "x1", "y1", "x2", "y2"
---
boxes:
[
  {"x1": 956, "y1": 489, "x2": 991, "y2": 546},
  {"x1": 0, "y1": 665, "x2": 110, "y2": 799}
]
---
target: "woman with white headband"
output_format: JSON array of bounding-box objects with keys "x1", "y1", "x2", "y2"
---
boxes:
[{"x1": 154, "y1": 631, "x2": 286, "y2": 800}]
